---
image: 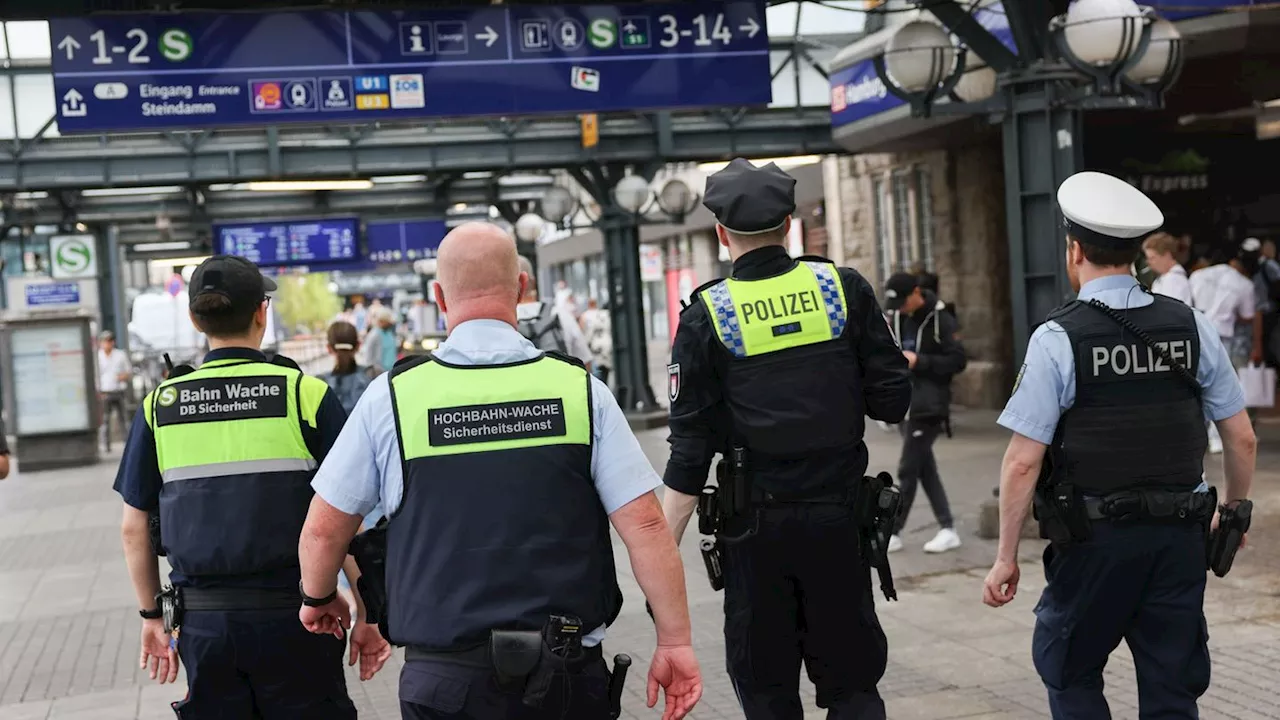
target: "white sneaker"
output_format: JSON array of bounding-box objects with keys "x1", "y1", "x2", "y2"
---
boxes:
[
  {"x1": 887, "y1": 534, "x2": 903, "y2": 553},
  {"x1": 923, "y1": 528, "x2": 961, "y2": 554},
  {"x1": 1207, "y1": 422, "x2": 1224, "y2": 454}
]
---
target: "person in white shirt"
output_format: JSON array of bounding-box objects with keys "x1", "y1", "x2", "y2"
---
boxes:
[
  {"x1": 1143, "y1": 232, "x2": 1192, "y2": 304},
  {"x1": 96, "y1": 331, "x2": 132, "y2": 452},
  {"x1": 1190, "y1": 239, "x2": 1266, "y2": 450}
]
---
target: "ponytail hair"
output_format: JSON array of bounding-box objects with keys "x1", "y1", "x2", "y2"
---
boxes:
[{"x1": 327, "y1": 321, "x2": 360, "y2": 374}]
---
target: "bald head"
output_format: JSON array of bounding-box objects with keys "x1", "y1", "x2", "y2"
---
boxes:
[
  {"x1": 517, "y1": 255, "x2": 538, "y2": 300},
  {"x1": 434, "y1": 222, "x2": 524, "y2": 331}
]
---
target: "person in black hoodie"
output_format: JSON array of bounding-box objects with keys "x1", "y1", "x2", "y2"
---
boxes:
[{"x1": 882, "y1": 272, "x2": 968, "y2": 554}]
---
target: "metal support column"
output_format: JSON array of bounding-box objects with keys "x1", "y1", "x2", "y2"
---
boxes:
[
  {"x1": 1002, "y1": 86, "x2": 1082, "y2": 364},
  {"x1": 602, "y1": 209, "x2": 658, "y2": 413}
]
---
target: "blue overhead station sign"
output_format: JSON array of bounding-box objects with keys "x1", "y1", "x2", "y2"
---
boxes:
[
  {"x1": 366, "y1": 219, "x2": 447, "y2": 264},
  {"x1": 215, "y1": 217, "x2": 359, "y2": 267},
  {"x1": 48, "y1": 1, "x2": 770, "y2": 133}
]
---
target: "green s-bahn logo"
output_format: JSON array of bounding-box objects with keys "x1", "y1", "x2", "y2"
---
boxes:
[
  {"x1": 157, "y1": 387, "x2": 178, "y2": 407},
  {"x1": 54, "y1": 238, "x2": 92, "y2": 274},
  {"x1": 160, "y1": 29, "x2": 193, "y2": 63}
]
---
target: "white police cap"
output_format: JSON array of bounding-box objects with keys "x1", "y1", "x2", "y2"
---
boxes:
[{"x1": 1057, "y1": 171, "x2": 1164, "y2": 249}]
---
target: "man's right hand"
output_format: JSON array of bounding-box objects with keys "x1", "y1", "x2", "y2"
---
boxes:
[
  {"x1": 299, "y1": 599, "x2": 350, "y2": 640},
  {"x1": 139, "y1": 618, "x2": 179, "y2": 684},
  {"x1": 646, "y1": 644, "x2": 702, "y2": 720}
]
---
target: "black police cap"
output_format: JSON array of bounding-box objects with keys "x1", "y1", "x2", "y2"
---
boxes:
[{"x1": 703, "y1": 158, "x2": 797, "y2": 235}]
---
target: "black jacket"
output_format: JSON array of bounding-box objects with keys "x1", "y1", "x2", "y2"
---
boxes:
[
  {"x1": 891, "y1": 290, "x2": 967, "y2": 421},
  {"x1": 663, "y1": 246, "x2": 912, "y2": 497}
]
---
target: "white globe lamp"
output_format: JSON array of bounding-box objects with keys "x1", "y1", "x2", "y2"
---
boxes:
[
  {"x1": 514, "y1": 213, "x2": 545, "y2": 243},
  {"x1": 540, "y1": 186, "x2": 576, "y2": 224},
  {"x1": 613, "y1": 175, "x2": 652, "y2": 214},
  {"x1": 1125, "y1": 17, "x2": 1181, "y2": 84},
  {"x1": 656, "y1": 178, "x2": 696, "y2": 216},
  {"x1": 884, "y1": 21, "x2": 957, "y2": 94},
  {"x1": 953, "y1": 64, "x2": 998, "y2": 103},
  {"x1": 1062, "y1": 0, "x2": 1146, "y2": 67}
]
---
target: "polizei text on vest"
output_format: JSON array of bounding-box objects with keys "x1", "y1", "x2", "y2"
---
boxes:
[
  {"x1": 739, "y1": 290, "x2": 822, "y2": 324},
  {"x1": 1090, "y1": 339, "x2": 1193, "y2": 377},
  {"x1": 178, "y1": 382, "x2": 282, "y2": 416}
]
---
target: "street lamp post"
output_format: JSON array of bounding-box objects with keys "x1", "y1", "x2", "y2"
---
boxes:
[
  {"x1": 871, "y1": 0, "x2": 1184, "y2": 367},
  {"x1": 528, "y1": 170, "x2": 698, "y2": 417}
]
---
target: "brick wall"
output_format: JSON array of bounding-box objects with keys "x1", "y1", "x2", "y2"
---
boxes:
[{"x1": 835, "y1": 136, "x2": 1013, "y2": 408}]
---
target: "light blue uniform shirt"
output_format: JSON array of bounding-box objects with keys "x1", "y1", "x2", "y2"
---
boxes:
[
  {"x1": 998, "y1": 275, "x2": 1245, "y2": 492},
  {"x1": 312, "y1": 318, "x2": 662, "y2": 646}
]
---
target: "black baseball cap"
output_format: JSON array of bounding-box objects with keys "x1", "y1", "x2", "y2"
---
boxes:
[
  {"x1": 882, "y1": 272, "x2": 919, "y2": 311},
  {"x1": 189, "y1": 256, "x2": 276, "y2": 313}
]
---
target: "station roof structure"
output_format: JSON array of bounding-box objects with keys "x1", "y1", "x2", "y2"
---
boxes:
[{"x1": 0, "y1": 0, "x2": 866, "y2": 258}]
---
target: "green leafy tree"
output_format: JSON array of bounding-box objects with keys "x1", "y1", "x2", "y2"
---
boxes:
[{"x1": 273, "y1": 272, "x2": 340, "y2": 334}]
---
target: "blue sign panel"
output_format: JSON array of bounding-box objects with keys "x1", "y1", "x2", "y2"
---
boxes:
[
  {"x1": 366, "y1": 219, "x2": 447, "y2": 264},
  {"x1": 1149, "y1": 0, "x2": 1256, "y2": 19},
  {"x1": 26, "y1": 282, "x2": 81, "y2": 307},
  {"x1": 215, "y1": 217, "x2": 359, "y2": 267},
  {"x1": 48, "y1": 1, "x2": 770, "y2": 133},
  {"x1": 831, "y1": 3, "x2": 1015, "y2": 129}
]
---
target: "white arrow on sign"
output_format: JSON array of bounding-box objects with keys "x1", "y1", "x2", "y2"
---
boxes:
[
  {"x1": 738, "y1": 18, "x2": 761, "y2": 39},
  {"x1": 475, "y1": 26, "x2": 499, "y2": 47},
  {"x1": 57, "y1": 35, "x2": 81, "y2": 60}
]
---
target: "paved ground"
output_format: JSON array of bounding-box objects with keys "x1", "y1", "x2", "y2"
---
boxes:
[{"x1": 2, "y1": 409, "x2": 1280, "y2": 719}]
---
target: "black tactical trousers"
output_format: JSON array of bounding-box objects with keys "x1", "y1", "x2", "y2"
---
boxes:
[
  {"x1": 894, "y1": 417, "x2": 954, "y2": 534},
  {"x1": 721, "y1": 505, "x2": 887, "y2": 720}
]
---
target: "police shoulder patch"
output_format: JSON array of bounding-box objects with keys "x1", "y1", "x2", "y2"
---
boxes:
[
  {"x1": 1012, "y1": 363, "x2": 1027, "y2": 394},
  {"x1": 667, "y1": 363, "x2": 681, "y2": 403}
]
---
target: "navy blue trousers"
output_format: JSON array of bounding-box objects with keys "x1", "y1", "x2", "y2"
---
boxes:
[
  {"x1": 1032, "y1": 522, "x2": 1211, "y2": 719},
  {"x1": 722, "y1": 505, "x2": 888, "y2": 720},
  {"x1": 172, "y1": 609, "x2": 356, "y2": 720}
]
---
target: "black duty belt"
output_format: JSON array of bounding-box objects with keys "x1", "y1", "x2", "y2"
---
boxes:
[
  {"x1": 749, "y1": 486, "x2": 850, "y2": 506},
  {"x1": 406, "y1": 642, "x2": 602, "y2": 667},
  {"x1": 1083, "y1": 489, "x2": 1214, "y2": 523},
  {"x1": 181, "y1": 587, "x2": 299, "y2": 612}
]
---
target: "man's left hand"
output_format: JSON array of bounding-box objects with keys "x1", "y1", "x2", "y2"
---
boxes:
[
  {"x1": 348, "y1": 622, "x2": 393, "y2": 681},
  {"x1": 903, "y1": 350, "x2": 918, "y2": 369},
  {"x1": 300, "y1": 599, "x2": 350, "y2": 640}
]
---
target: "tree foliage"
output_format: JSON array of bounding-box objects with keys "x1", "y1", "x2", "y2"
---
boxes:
[{"x1": 273, "y1": 272, "x2": 340, "y2": 334}]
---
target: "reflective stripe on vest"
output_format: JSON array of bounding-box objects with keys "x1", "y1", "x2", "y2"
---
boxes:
[
  {"x1": 393, "y1": 356, "x2": 591, "y2": 459},
  {"x1": 161, "y1": 458, "x2": 317, "y2": 484},
  {"x1": 146, "y1": 359, "x2": 313, "y2": 475},
  {"x1": 701, "y1": 260, "x2": 849, "y2": 358}
]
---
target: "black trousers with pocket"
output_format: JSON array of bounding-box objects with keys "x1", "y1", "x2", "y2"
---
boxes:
[{"x1": 721, "y1": 504, "x2": 888, "y2": 719}]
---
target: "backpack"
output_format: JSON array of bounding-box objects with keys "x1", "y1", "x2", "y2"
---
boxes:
[
  {"x1": 320, "y1": 367, "x2": 376, "y2": 416},
  {"x1": 517, "y1": 301, "x2": 567, "y2": 354}
]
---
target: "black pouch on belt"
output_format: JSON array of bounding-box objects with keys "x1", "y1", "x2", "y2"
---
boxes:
[{"x1": 489, "y1": 630, "x2": 542, "y2": 693}]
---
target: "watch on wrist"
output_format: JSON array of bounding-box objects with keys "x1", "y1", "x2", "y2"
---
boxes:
[
  {"x1": 140, "y1": 607, "x2": 163, "y2": 620},
  {"x1": 299, "y1": 580, "x2": 338, "y2": 607}
]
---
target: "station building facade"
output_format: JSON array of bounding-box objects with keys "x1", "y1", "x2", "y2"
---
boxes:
[{"x1": 826, "y1": 2, "x2": 1280, "y2": 408}]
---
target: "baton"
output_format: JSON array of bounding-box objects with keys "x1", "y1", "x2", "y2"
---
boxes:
[{"x1": 608, "y1": 653, "x2": 631, "y2": 719}]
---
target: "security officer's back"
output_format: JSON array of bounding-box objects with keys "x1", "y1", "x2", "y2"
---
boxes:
[
  {"x1": 984, "y1": 171, "x2": 1257, "y2": 719},
  {"x1": 114, "y1": 256, "x2": 356, "y2": 719},
  {"x1": 662, "y1": 158, "x2": 912, "y2": 719}
]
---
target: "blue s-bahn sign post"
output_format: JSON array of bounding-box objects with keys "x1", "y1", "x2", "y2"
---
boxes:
[{"x1": 48, "y1": 1, "x2": 770, "y2": 133}]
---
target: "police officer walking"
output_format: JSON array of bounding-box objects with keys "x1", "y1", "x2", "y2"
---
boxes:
[
  {"x1": 660, "y1": 158, "x2": 912, "y2": 719},
  {"x1": 297, "y1": 222, "x2": 703, "y2": 719},
  {"x1": 982, "y1": 171, "x2": 1257, "y2": 718},
  {"x1": 114, "y1": 255, "x2": 388, "y2": 717}
]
